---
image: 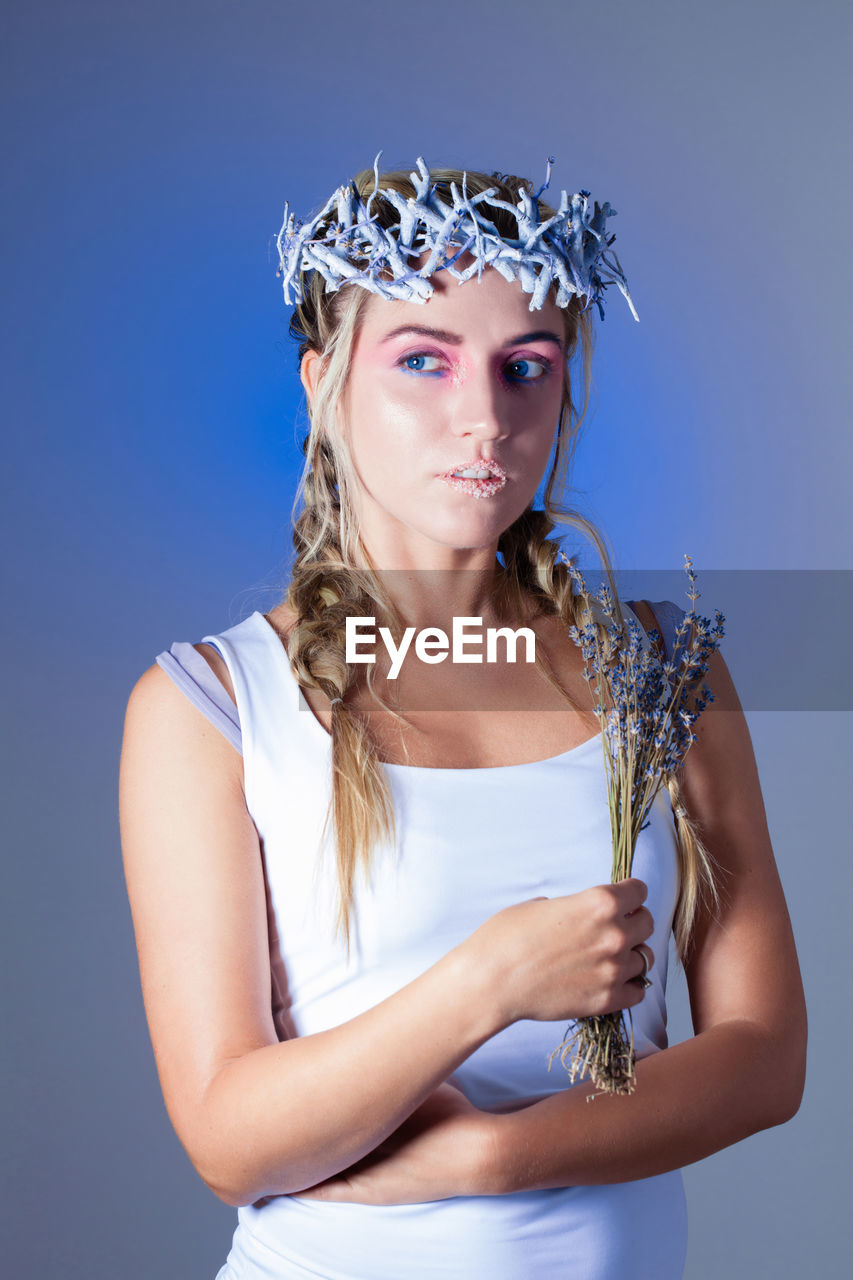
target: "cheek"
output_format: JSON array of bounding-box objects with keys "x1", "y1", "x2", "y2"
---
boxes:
[
  {"x1": 351, "y1": 366, "x2": 419, "y2": 430},
  {"x1": 518, "y1": 397, "x2": 561, "y2": 459},
  {"x1": 346, "y1": 392, "x2": 424, "y2": 492}
]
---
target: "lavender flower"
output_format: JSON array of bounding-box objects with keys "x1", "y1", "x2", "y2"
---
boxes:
[{"x1": 548, "y1": 553, "x2": 725, "y2": 1095}]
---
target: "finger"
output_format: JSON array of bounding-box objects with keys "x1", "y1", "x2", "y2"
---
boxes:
[
  {"x1": 631, "y1": 943, "x2": 654, "y2": 984},
  {"x1": 613, "y1": 877, "x2": 648, "y2": 910},
  {"x1": 626, "y1": 904, "x2": 655, "y2": 945}
]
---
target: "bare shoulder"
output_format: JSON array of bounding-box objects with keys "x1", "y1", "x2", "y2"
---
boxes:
[{"x1": 124, "y1": 660, "x2": 242, "y2": 770}]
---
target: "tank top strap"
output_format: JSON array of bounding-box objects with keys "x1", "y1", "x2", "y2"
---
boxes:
[
  {"x1": 202, "y1": 613, "x2": 326, "y2": 796},
  {"x1": 155, "y1": 642, "x2": 242, "y2": 754},
  {"x1": 646, "y1": 599, "x2": 688, "y2": 665},
  {"x1": 154, "y1": 612, "x2": 302, "y2": 760},
  {"x1": 624, "y1": 598, "x2": 687, "y2": 664}
]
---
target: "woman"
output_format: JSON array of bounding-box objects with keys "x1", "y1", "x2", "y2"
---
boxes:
[{"x1": 119, "y1": 156, "x2": 807, "y2": 1279}]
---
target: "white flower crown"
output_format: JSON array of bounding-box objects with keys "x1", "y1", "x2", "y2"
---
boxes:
[{"x1": 275, "y1": 152, "x2": 639, "y2": 320}]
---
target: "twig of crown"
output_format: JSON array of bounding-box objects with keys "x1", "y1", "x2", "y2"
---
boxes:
[
  {"x1": 547, "y1": 553, "x2": 725, "y2": 1096},
  {"x1": 274, "y1": 152, "x2": 639, "y2": 319}
]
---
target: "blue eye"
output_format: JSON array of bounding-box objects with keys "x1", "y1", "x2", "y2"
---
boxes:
[
  {"x1": 506, "y1": 358, "x2": 550, "y2": 382},
  {"x1": 400, "y1": 353, "x2": 443, "y2": 375}
]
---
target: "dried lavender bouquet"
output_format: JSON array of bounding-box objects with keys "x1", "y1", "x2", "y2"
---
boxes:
[{"x1": 548, "y1": 553, "x2": 725, "y2": 1096}]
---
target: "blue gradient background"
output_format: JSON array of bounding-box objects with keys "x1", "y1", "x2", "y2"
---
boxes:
[{"x1": 2, "y1": 2, "x2": 850, "y2": 1276}]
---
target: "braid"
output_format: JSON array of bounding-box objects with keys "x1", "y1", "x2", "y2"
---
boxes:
[{"x1": 283, "y1": 480, "x2": 403, "y2": 960}]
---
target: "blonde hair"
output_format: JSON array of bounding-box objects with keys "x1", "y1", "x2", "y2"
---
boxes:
[{"x1": 277, "y1": 159, "x2": 719, "y2": 965}]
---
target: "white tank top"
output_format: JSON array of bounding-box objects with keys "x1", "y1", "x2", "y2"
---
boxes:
[{"x1": 188, "y1": 608, "x2": 687, "y2": 1280}]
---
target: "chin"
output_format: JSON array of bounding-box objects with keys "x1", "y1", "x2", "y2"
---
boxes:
[
  {"x1": 424, "y1": 517, "x2": 509, "y2": 553},
  {"x1": 442, "y1": 501, "x2": 528, "y2": 541}
]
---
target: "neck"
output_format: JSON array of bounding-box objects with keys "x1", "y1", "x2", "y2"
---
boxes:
[{"x1": 366, "y1": 563, "x2": 517, "y2": 634}]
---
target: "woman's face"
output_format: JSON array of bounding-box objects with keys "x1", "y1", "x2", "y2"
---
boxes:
[{"x1": 307, "y1": 253, "x2": 568, "y2": 570}]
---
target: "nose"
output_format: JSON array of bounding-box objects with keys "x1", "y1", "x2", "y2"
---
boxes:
[{"x1": 448, "y1": 360, "x2": 509, "y2": 444}]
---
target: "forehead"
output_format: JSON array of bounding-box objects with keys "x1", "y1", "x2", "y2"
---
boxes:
[{"x1": 357, "y1": 248, "x2": 565, "y2": 344}]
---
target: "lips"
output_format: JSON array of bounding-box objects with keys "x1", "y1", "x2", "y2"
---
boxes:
[
  {"x1": 438, "y1": 457, "x2": 507, "y2": 482},
  {"x1": 438, "y1": 457, "x2": 508, "y2": 498}
]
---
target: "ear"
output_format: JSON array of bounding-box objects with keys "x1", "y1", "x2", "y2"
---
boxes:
[{"x1": 299, "y1": 348, "x2": 323, "y2": 408}]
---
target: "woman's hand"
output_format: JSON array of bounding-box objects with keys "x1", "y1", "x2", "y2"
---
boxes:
[
  {"x1": 468, "y1": 878, "x2": 655, "y2": 1028},
  {"x1": 290, "y1": 1081, "x2": 497, "y2": 1205}
]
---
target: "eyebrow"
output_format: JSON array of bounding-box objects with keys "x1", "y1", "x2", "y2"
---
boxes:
[{"x1": 378, "y1": 324, "x2": 565, "y2": 349}]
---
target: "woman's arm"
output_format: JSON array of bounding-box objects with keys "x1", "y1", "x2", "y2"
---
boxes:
[
  {"x1": 120, "y1": 664, "x2": 503, "y2": 1208},
  {"x1": 483, "y1": 646, "x2": 808, "y2": 1193}
]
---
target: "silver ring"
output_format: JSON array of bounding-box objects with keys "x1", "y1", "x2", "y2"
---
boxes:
[{"x1": 634, "y1": 947, "x2": 653, "y2": 989}]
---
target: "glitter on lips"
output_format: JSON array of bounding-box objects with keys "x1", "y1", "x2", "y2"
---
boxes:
[{"x1": 439, "y1": 457, "x2": 508, "y2": 499}]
